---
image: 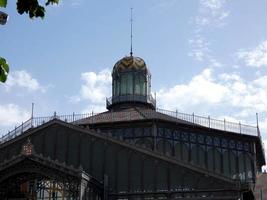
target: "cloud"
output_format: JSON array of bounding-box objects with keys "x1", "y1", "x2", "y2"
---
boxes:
[
  {"x1": 80, "y1": 69, "x2": 111, "y2": 103},
  {"x1": 157, "y1": 68, "x2": 229, "y2": 110},
  {"x1": 70, "y1": 67, "x2": 267, "y2": 131},
  {"x1": 157, "y1": 68, "x2": 267, "y2": 123},
  {"x1": 69, "y1": 68, "x2": 111, "y2": 112},
  {"x1": 5, "y1": 70, "x2": 45, "y2": 92},
  {"x1": 197, "y1": 0, "x2": 229, "y2": 27},
  {"x1": 188, "y1": 37, "x2": 210, "y2": 61},
  {"x1": 188, "y1": 0, "x2": 228, "y2": 65},
  {"x1": 0, "y1": 104, "x2": 30, "y2": 127},
  {"x1": 237, "y1": 41, "x2": 267, "y2": 68}
]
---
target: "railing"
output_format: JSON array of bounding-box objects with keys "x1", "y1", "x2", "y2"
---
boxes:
[
  {"x1": 106, "y1": 94, "x2": 156, "y2": 109},
  {"x1": 0, "y1": 112, "x2": 94, "y2": 145},
  {"x1": 156, "y1": 108, "x2": 259, "y2": 136},
  {"x1": 0, "y1": 108, "x2": 259, "y2": 145}
]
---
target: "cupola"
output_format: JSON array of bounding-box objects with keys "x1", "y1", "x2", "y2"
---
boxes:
[{"x1": 106, "y1": 55, "x2": 156, "y2": 110}]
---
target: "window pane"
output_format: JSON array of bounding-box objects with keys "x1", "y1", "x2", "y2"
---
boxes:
[
  {"x1": 134, "y1": 74, "x2": 140, "y2": 95},
  {"x1": 127, "y1": 74, "x2": 133, "y2": 94},
  {"x1": 140, "y1": 76, "x2": 145, "y2": 95},
  {"x1": 116, "y1": 80, "x2": 120, "y2": 96},
  {"x1": 121, "y1": 75, "x2": 127, "y2": 95}
]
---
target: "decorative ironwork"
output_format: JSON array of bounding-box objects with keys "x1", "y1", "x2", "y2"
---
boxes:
[
  {"x1": 0, "y1": 107, "x2": 260, "y2": 146},
  {"x1": 21, "y1": 138, "x2": 34, "y2": 156},
  {"x1": 0, "y1": 151, "x2": 103, "y2": 200},
  {"x1": 106, "y1": 94, "x2": 156, "y2": 109}
]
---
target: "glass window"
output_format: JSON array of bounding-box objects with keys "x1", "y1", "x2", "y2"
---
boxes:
[
  {"x1": 140, "y1": 75, "x2": 146, "y2": 95},
  {"x1": 134, "y1": 74, "x2": 140, "y2": 95},
  {"x1": 121, "y1": 75, "x2": 127, "y2": 95},
  {"x1": 207, "y1": 147, "x2": 213, "y2": 171},
  {"x1": 230, "y1": 151, "x2": 237, "y2": 179},
  {"x1": 214, "y1": 148, "x2": 221, "y2": 173},
  {"x1": 175, "y1": 141, "x2": 182, "y2": 160},
  {"x1": 182, "y1": 143, "x2": 189, "y2": 162},
  {"x1": 116, "y1": 79, "x2": 120, "y2": 96},
  {"x1": 199, "y1": 145, "x2": 205, "y2": 168},
  {"x1": 223, "y1": 150, "x2": 230, "y2": 177},
  {"x1": 245, "y1": 154, "x2": 252, "y2": 180},
  {"x1": 126, "y1": 74, "x2": 133, "y2": 94},
  {"x1": 238, "y1": 152, "x2": 245, "y2": 181}
]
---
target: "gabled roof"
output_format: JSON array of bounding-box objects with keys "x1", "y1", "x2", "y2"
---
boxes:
[{"x1": 0, "y1": 118, "x2": 243, "y2": 188}]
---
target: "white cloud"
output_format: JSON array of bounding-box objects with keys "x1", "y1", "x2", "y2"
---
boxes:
[
  {"x1": 197, "y1": 0, "x2": 229, "y2": 27},
  {"x1": 5, "y1": 70, "x2": 45, "y2": 92},
  {"x1": 237, "y1": 41, "x2": 267, "y2": 68},
  {"x1": 70, "y1": 67, "x2": 267, "y2": 132},
  {"x1": 188, "y1": 0, "x2": 228, "y2": 65},
  {"x1": 80, "y1": 68, "x2": 111, "y2": 103},
  {"x1": 201, "y1": 0, "x2": 226, "y2": 10},
  {"x1": 157, "y1": 68, "x2": 229, "y2": 110},
  {"x1": 157, "y1": 68, "x2": 267, "y2": 121},
  {"x1": 70, "y1": 68, "x2": 111, "y2": 112},
  {"x1": 0, "y1": 104, "x2": 30, "y2": 127},
  {"x1": 188, "y1": 37, "x2": 210, "y2": 61}
]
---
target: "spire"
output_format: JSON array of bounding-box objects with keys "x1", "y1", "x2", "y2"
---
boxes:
[{"x1": 130, "y1": 8, "x2": 133, "y2": 57}]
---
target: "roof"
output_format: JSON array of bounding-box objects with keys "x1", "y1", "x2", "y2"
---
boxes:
[
  {"x1": 112, "y1": 56, "x2": 149, "y2": 74},
  {"x1": 76, "y1": 107, "x2": 195, "y2": 126},
  {"x1": 0, "y1": 119, "x2": 242, "y2": 186}
]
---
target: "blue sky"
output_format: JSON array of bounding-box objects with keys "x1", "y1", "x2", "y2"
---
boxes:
[{"x1": 1, "y1": 0, "x2": 267, "y2": 151}]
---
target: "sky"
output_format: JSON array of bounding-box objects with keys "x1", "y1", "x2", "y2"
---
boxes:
[{"x1": 1, "y1": 0, "x2": 267, "y2": 161}]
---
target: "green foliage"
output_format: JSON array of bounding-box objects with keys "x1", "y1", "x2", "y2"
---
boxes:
[
  {"x1": 0, "y1": 0, "x2": 59, "y2": 83},
  {"x1": 0, "y1": 0, "x2": 7, "y2": 7},
  {"x1": 0, "y1": 0, "x2": 59, "y2": 18},
  {"x1": 0, "y1": 58, "x2": 9, "y2": 83},
  {"x1": 16, "y1": 0, "x2": 59, "y2": 19}
]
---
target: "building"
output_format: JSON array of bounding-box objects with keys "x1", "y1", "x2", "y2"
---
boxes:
[
  {"x1": 0, "y1": 54, "x2": 265, "y2": 199},
  {"x1": 253, "y1": 172, "x2": 267, "y2": 200}
]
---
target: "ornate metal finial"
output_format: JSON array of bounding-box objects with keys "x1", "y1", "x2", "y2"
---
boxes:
[{"x1": 130, "y1": 8, "x2": 133, "y2": 57}]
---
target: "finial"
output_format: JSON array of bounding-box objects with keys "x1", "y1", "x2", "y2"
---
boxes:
[{"x1": 130, "y1": 8, "x2": 133, "y2": 57}]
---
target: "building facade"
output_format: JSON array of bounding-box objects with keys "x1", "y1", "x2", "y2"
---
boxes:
[{"x1": 0, "y1": 55, "x2": 265, "y2": 199}]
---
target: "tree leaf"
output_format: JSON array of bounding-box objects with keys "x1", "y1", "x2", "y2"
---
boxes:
[
  {"x1": 0, "y1": 57, "x2": 9, "y2": 83},
  {"x1": 0, "y1": 0, "x2": 7, "y2": 8},
  {"x1": 46, "y1": 0, "x2": 59, "y2": 6},
  {"x1": 0, "y1": 71, "x2": 7, "y2": 82}
]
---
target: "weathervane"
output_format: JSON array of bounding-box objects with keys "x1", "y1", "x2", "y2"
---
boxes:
[{"x1": 130, "y1": 8, "x2": 133, "y2": 56}]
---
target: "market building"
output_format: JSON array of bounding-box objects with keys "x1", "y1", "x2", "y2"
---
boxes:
[{"x1": 0, "y1": 54, "x2": 265, "y2": 200}]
